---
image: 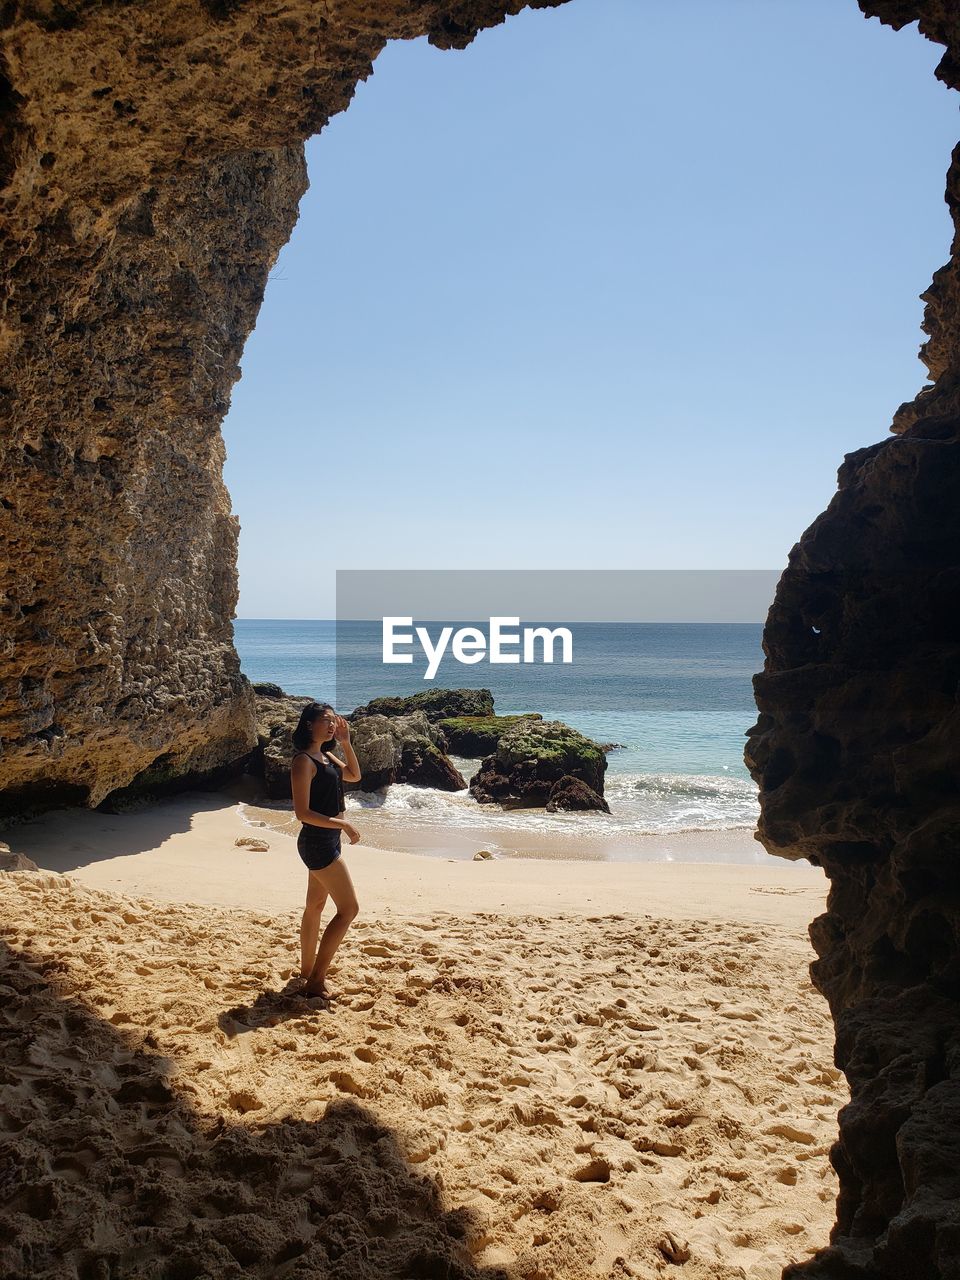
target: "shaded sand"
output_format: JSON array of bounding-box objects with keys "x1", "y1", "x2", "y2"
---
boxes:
[
  {"x1": 4, "y1": 792, "x2": 826, "y2": 928},
  {"x1": 0, "y1": 796, "x2": 842, "y2": 1280}
]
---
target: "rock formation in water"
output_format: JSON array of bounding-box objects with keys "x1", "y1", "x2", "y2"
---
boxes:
[
  {"x1": 469, "y1": 718, "x2": 607, "y2": 808},
  {"x1": 742, "y1": 7, "x2": 960, "y2": 1274},
  {"x1": 545, "y1": 774, "x2": 609, "y2": 813},
  {"x1": 247, "y1": 685, "x2": 467, "y2": 798},
  {"x1": 347, "y1": 708, "x2": 466, "y2": 792},
  {"x1": 2, "y1": 0, "x2": 960, "y2": 1274}
]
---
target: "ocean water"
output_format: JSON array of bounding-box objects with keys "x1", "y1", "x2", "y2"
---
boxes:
[{"x1": 234, "y1": 619, "x2": 765, "y2": 841}]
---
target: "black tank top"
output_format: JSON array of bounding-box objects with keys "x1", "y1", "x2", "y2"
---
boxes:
[{"x1": 294, "y1": 751, "x2": 345, "y2": 818}]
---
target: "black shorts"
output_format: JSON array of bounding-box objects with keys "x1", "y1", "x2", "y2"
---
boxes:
[{"x1": 297, "y1": 824, "x2": 342, "y2": 871}]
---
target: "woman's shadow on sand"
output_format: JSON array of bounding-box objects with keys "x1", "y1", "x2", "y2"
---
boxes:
[
  {"x1": 0, "y1": 935, "x2": 509, "y2": 1279},
  {"x1": 217, "y1": 978, "x2": 343, "y2": 1036}
]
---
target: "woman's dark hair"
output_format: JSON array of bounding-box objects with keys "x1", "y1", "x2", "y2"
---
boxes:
[{"x1": 292, "y1": 702, "x2": 336, "y2": 752}]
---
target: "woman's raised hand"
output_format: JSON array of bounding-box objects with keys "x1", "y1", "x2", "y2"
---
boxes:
[{"x1": 333, "y1": 713, "x2": 351, "y2": 743}]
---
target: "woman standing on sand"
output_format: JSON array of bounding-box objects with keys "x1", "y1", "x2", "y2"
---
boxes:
[{"x1": 290, "y1": 703, "x2": 362, "y2": 999}]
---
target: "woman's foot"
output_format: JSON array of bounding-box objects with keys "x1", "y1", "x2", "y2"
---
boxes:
[{"x1": 305, "y1": 974, "x2": 331, "y2": 999}]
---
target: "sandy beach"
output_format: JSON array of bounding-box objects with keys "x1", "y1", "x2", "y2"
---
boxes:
[{"x1": 0, "y1": 793, "x2": 841, "y2": 1279}]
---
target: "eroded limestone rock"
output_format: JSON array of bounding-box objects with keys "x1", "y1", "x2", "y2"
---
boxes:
[
  {"x1": 745, "y1": 410, "x2": 960, "y2": 1277},
  {"x1": 252, "y1": 686, "x2": 314, "y2": 799},
  {"x1": 348, "y1": 710, "x2": 465, "y2": 793}
]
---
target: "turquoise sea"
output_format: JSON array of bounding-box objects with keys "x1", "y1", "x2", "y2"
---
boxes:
[{"x1": 234, "y1": 619, "x2": 765, "y2": 841}]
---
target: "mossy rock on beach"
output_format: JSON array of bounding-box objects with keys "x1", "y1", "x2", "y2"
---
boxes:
[
  {"x1": 350, "y1": 688, "x2": 495, "y2": 724},
  {"x1": 469, "y1": 720, "x2": 607, "y2": 809},
  {"x1": 497, "y1": 720, "x2": 606, "y2": 775},
  {"x1": 438, "y1": 713, "x2": 543, "y2": 756}
]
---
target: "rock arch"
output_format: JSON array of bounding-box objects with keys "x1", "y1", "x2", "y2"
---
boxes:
[{"x1": 2, "y1": 2, "x2": 959, "y2": 1274}]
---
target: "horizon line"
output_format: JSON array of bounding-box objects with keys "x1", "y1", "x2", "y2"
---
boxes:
[{"x1": 233, "y1": 617, "x2": 769, "y2": 625}]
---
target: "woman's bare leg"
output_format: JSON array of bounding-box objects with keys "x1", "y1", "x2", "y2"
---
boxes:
[
  {"x1": 300, "y1": 873, "x2": 329, "y2": 979},
  {"x1": 305, "y1": 858, "x2": 359, "y2": 996}
]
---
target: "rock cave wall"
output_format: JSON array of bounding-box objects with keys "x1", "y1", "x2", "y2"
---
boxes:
[
  {"x1": 1, "y1": 1, "x2": 960, "y2": 1275},
  {"x1": 743, "y1": 5, "x2": 960, "y2": 1274}
]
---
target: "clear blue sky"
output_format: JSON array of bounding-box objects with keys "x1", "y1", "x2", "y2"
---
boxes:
[{"x1": 222, "y1": 0, "x2": 958, "y2": 620}]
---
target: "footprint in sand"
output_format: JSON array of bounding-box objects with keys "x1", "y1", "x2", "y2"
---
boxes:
[
  {"x1": 635, "y1": 1136, "x2": 683, "y2": 1158},
  {"x1": 508, "y1": 1101, "x2": 563, "y2": 1129},
  {"x1": 764, "y1": 1122, "x2": 816, "y2": 1145},
  {"x1": 571, "y1": 1158, "x2": 611, "y2": 1183},
  {"x1": 327, "y1": 1070, "x2": 372, "y2": 1099},
  {"x1": 127, "y1": 1142, "x2": 187, "y2": 1175},
  {"x1": 661, "y1": 1109, "x2": 706, "y2": 1130},
  {"x1": 344, "y1": 995, "x2": 377, "y2": 1012},
  {"x1": 718, "y1": 1005, "x2": 761, "y2": 1022},
  {"x1": 417, "y1": 1087, "x2": 447, "y2": 1111},
  {"x1": 51, "y1": 1148, "x2": 99, "y2": 1183},
  {"x1": 502, "y1": 1073, "x2": 533, "y2": 1088}
]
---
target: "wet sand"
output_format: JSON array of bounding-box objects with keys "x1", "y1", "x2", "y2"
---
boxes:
[{"x1": 246, "y1": 800, "x2": 770, "y2": 865}]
